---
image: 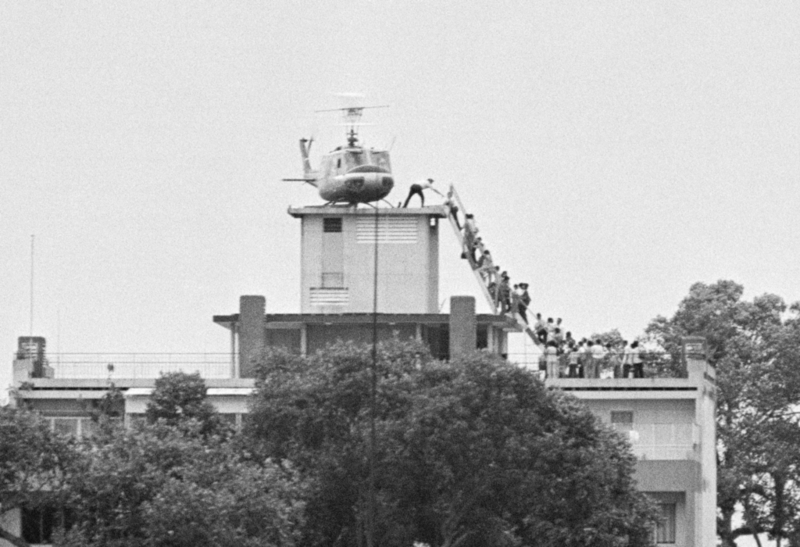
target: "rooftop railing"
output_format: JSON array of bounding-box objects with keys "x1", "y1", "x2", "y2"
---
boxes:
[
  {"x1": 506, "y1": 350, "x2": 685, "y2": 379},
  {"x1": 17, "y1": 353, "x2": 233, "y2": 380}
]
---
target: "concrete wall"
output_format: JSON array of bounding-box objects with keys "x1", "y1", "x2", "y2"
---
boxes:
[
  {"x1": 449, "y1": 296, "x2": 476, "y2": 359},
  {"x1": 239, "y1": 296, "x2": 265, "y2": 378},
  {"x1": 569, "y1": 342, "x2": 717, "y2": 547},
  {"x1": 0, "y1": 508, "x2": 21, "y2": 547},
  {"x1": 691, "y1": 356, "x2": 717, "y2": 547},
  {"x1": 299, "y1": 210, "x2": 440, "y2": 314}
]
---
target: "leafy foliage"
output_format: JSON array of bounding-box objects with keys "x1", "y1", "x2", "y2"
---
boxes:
[
  {"x1": 145, "y1": 371, "x2": 225, "y2": 436},
  {"x1": 247, "y1": 339, "x2": 657, "y2": 547},
  {"x1": 62, "y1": 422, "x2": 306, "y2": 547},
  {"x1": 645, "y1": 280, "x2": 800, "y2": 547},
  {"x1": 0, "y1": 407, "x2": 79, "y2": 547}
]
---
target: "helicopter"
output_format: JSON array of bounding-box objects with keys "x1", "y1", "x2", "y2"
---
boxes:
[{"x1": 283, "y1": 103, "x2": 395, "y2": 205}]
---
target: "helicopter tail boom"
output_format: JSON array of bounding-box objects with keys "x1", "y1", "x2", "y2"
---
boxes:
[{"x1": 300, "y1": 138, "x2": 314, "y2": 176}]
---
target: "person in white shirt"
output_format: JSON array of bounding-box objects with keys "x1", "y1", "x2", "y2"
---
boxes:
[
  {"x1": 403, "y1": 178, "x2": 442, "y2": 207},
  {"x1": 568, "y1": 346, "x2": 582, "y2": 378},
  {"x1": 545, "y1": 341, "x2": 559, "y2": 379},
  {"x1": 622, "y1": 341, "x2": 643, "y2": 378},
  {"x1": 591, "y1": 340, "x2": 607, "y2": 378}
]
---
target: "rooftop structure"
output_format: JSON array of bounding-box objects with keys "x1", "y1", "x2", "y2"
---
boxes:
[{"x1": 5, "y1": 188, "x2": 716, "y2": 546}]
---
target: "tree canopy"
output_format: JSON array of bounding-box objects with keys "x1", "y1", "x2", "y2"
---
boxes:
[
  {"x1": 247, "y1": 339, "x2": 656, "y2": 547},
  {"x1": 62, "y1": 422, "x2": 306, "y2": 547},
  {"x1": 0, "y1": 407, "x2": 79, "y2": 547},
  {"x1": 646, "y1": 280, "x2": 800, "y2": 547},
  {"x1": 145, "y1": 371, "x2": 226, "y2": 436}
]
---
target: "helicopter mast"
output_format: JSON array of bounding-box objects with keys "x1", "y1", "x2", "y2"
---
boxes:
[{"x1": 316, "y1": 99, "x2": 389, "y2": 148}]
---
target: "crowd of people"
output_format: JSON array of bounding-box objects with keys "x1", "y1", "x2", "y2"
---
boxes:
[
  {"x1": 445, "y1": 189, "x2": 530, "y2": 317},
  {"x1": 443, "y1": 188, "x2": 647, "y2": 380},
  {"x1": 533, "y1": 320, "x2": 645, "y2": 379}
]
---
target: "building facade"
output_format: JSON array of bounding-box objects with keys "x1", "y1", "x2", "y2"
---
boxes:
[{"x1": 3, "y1": 205, "x2": 716, "y2": 547}]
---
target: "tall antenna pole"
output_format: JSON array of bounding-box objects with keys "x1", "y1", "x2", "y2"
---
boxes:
[
  {"x1": 30, "y1": 234, "x2": 35, "y2": 337},
  {"x1": 367, "y1": 203, "x2": 379, "y2": 547}
]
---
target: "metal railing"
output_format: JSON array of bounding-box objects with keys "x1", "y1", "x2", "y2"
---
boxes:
[
  {"x1": 505, "y1": 351, "x2": 685, "y2": 379},
  {"x1": 629, "y1": 422, "x2": 699, "y2": 461},
  {"x1": 18, "y1": 353, "x2": 233, "y2": 379}
]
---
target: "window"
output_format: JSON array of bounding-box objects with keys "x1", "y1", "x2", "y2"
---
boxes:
[
  {"x1": 610, "y1": 411, "x2": 634, "y2": 433},
  {"x1": 654, "y1": 503, "x2": 676, "y2": 544},
  {"x1": 53, "y1": 417, "x2": 79, "y2": 436},
  {"x1": 322, "y1": 217, "x2": 344, "y2": 288},
  {"x1": 22, "y1": 505, "x2": 74, "y2": 545},
  {"x1": 48, "y1": 416, "x2": 97, "y2": 438},
  {"x1": 323, "y1": 218, "x2": 342, "y2": 233},
  {"x1": 321, "y1": 272, "x2": 344, "y2": 288},
  {"x1": 219, "y1": 413, "x2": 243, "y2": 430}
]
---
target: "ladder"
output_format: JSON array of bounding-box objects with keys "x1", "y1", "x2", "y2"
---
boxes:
[{"x1": 443, "y1": 185, "x2": 541, "y2": 347}]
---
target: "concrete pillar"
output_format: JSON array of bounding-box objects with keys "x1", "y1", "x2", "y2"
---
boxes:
[
  {"x1": 239, "y1": 295, "x2": 266, "y2": 378},
  {"x1": 682, "y1": 336, "x2": 717, "y2": 546},
  {"x1": 682, "y1": 336, "x2": 709, "y2": 383},
  {"x1": 449, "y1": 296, "x2": 476, "y2": 359}
]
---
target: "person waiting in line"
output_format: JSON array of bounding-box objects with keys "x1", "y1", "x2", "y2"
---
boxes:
[
  {"x1": 545, "y1": 341, "x2": 559, "y2": 379},
  {"x1": 462, "y1": 227, "x2": 475, "y2": 264},
  {"x1": 620, "y1": 341, "x2": 631, "y2": 378},
  {"x1": 552, "y1": 327, "x2": 564, "y2": 349},
  {"x1": 568, "y1": 345, "x2": 582, "y2": 378},
  {"x1": 592, "y1": 338, "x2": 607, "y2": 358},
  {"x1": 470, "y1": 237, "x2": 483, "y2": 265},
  {"x1": 624, "y1": 341, "x2": 644, "y2": 378},
  {"x1": 596, "y1": 341, "x2": 613, "y2": 379},
  {"x1": 584, "y1": 341, "x2": 597, "y2": 378},
  {"x1": 516, "y1": 283, "x2": 530, "y2": 324},
  {"x1": 534, "y1": 314, "x2": 547, "y2": 344},
  {"x1": 498, "y1": 272, "x2": 512, "y2": 313},
  {"x1": 444, "y1": 188, "x2": 462, "y2": 230},
  {"x1": 558, "y1": 348, "x2": 569, "y2": 378},
  {"x1": 545, "y1": 318, "x2": 556, "y2": 342},
  {"x1": 579, "y1": 340, "x2": 590, "y2": 377},
  {"x1": 403, "y1": 178, "x2": 442, "y2": 207},
  {"x1": 564, "y1": 331, "x2": 575, "y2": 350},
  {"x1": 464, "y1": 213, "x2": 477, "y2": 235},
  {"x1": 510, "y1": 284, "x2": 522, "y2": 319},
  {"x1": 476, "y1": 250, "x2": 495, "y2": 281},
  {"x1": 606, "y1": 342, "x2": 622, "y2": 378}
]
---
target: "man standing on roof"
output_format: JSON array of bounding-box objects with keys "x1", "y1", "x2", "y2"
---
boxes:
[{"x1": 403, "y1": 178, "x2": 442, "y2": 207}]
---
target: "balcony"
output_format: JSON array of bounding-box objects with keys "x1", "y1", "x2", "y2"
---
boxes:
[{"x1": 628, "y1": 422, "x2": 699, "y2": 461}]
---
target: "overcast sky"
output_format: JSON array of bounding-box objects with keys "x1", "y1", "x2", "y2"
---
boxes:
[{"x1": 2, "y1": 1, "x2": 799, "y2": 402}]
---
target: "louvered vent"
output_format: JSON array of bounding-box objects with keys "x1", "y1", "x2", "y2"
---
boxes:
[
  {"x1": 356, "y1": 217, "x2": 418, "y2": 244},
  {"x1": 310, "y1": 288, "x2": 349, "y2": 306}
]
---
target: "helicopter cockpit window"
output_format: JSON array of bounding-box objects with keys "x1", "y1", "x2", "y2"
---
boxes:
[
  {"x1": 370, "y1": 151, "x2": 391, "y2": 171},
  {"x1": 344, "y1": 151, "x2": 368, "y2": 170}
]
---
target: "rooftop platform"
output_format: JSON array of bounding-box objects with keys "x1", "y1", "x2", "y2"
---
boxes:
[{"x1": 287, "y1": 204, "x2": 448, "y2": 218}]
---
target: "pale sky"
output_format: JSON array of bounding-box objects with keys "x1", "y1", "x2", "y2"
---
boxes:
[{"x1": 2, "y1": 2, "x2": 799, "y2": 405}]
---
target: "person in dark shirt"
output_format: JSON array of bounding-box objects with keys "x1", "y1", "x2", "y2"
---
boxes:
[{"x1": 403, "y1": 178, "x2": 442, "y2": 207}]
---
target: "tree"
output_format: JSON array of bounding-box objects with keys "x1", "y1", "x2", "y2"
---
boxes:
[
  {"x1": 145, "y1": 371, "x2": 225, "y2": 436},
  {"x1": 62, "y1": 422, "x2": 306, "y2": 547},
  {"x1": 0, "y1": 407, "x2": 79, "y2": 547},
  {"x1": 645, "y1": 280, "x2": 800, "y2": 547},
  {"x1": 247, "y1": 339, "x2": 657, "y2": 547}
]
